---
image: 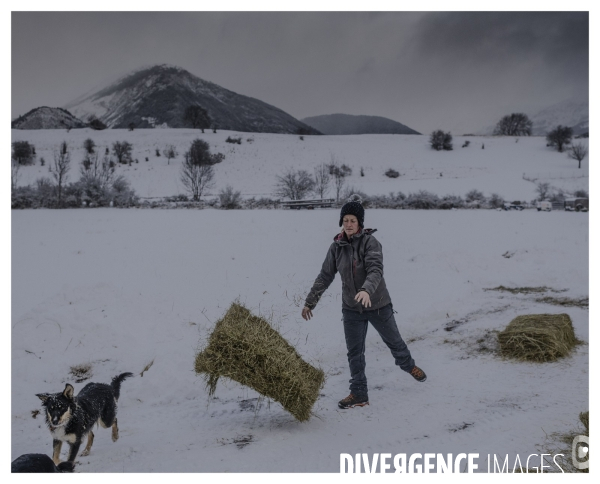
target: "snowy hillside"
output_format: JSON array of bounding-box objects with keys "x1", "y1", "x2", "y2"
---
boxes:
[
  {"x1": 11, "y1": 209, "x2": 588, "y2": 472},
  {"x1": 12, "y1": 128, "x2": 589, "y2": 202},
  {"x1": 530, "y1": 98, "x2": 589, "y2": 136},
  {"x1": 11, "y1": 107, "x2": 86, "y2": 130},
  {"x1": 63, "y1": 64, "x2": 319, "y2": 134}
]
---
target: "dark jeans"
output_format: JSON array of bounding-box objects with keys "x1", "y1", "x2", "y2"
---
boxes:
[{"x1": 342, "y1": 303, "x2": 415, "y2": 397}]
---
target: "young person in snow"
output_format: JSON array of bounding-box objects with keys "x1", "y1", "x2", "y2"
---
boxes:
[{"x1": 301, "y1": 195, "x2": 426, "y2": 409}]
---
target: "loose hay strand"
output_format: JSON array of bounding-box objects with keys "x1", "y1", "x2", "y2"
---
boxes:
[
  {"x1": 498, "y1": 313, "x2": 576, "y2": 362},
  {"x1": 194, "y1": 302, "x2": 325, "y2": 422}
]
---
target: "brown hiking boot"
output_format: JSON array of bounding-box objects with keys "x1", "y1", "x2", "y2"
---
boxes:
[
  {"x1": 338, "y1": 393, "x2": 369, "y2": 409},
  {"x1": 410, "y1": 365, "x2": 427, "y2": 382}
]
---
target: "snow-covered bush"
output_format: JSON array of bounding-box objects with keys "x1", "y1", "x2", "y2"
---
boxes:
[
  {"x1": 226, "y1": 136, "x2": 242, "y2": 145},
  {"x1": 219, "y1": 185, "x2": 242, "y2": 209},
  {"x1": 385, "y1": 168, "x2": 400, "y2": 178},
  {"x1": 488, "y1": 193, "x2": 504, "y2": 209},
  {"x1": 404, "y1": 190, "x2": 440, "y2": 209},
  {"x1": 438, "y1": 195, "x2": 465, "y2": 210},
  {"x1": 465, "y1": 190, "x2": 484, "y2": 203}
]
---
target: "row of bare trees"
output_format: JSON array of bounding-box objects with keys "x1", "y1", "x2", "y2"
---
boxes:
[{"x1": 274, "y1": 155, "x2": 351, "y2": 201}]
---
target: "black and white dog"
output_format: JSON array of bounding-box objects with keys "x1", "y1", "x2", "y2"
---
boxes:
[
  {"x1": 36, "y1": 373, "x2": 133, "y2": 464},
  {"x1": 11, "y1": 453, "x2": 75, "y2": 473}
]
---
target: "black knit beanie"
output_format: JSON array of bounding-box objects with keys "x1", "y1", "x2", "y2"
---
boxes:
[{"x1": 339, "y1": 195, "x2": 365, "y2": 228}]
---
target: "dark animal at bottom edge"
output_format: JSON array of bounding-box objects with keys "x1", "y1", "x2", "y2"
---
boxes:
[
  {"x1": 36, "y1": 372, "x2": 133, "y2": 465},
  {"x1": 11, "y1": 453, "x2": 75, "y2": 473}
]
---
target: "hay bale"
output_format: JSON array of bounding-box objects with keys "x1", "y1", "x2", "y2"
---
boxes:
[
  {"x1": 498, "y1": 313, "x2": 576, "y2": 362},
  {"x1": 194, "y1": 302, "x2": 325, "y2": 422}
]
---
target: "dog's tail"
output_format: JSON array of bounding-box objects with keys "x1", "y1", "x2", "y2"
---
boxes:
[
  {"x1": 56, "y1": 461, "x2": 75, "y2": 473},
  {"x1": 111, "y1": 372, "x2": 133, "y2": 400}
]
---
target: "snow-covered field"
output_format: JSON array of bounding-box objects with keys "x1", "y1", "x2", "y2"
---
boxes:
[
  {"x1": 12, "y1": 208, "x2": 588, "y2": 472},
  {"x1": 11, "y1": 128, "x2": 589, "y2": 201}
]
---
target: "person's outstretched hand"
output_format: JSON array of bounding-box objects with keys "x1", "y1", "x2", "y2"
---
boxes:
[
  {"x1": 355, "y1": 291, "x2": 371, "y2": 308},
  {"x1": 302, "y1": 306, "x2": 313, "y2": 320}
]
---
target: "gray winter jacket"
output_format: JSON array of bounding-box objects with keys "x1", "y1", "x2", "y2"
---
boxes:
[{"x1": 305, "y1": 228, "x2": 392, "y2": 313}]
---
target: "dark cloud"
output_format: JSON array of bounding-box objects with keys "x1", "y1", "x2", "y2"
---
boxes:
[{"x1": 412, "y1": 12, "x2": 588, "y2": 91}]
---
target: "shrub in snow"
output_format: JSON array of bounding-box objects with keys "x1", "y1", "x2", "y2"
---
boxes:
[
  {"x1": 226, "y1": 136, "x2": 242, "y2": 145},
  {"x1": 162, "y1": 145, "x2": 178, "y2": 165},
  {"x1": 404, "y1": 190, "x2": 440, "y2": 209},
  {"x1": 462, "y1": 140, "x2": 471, "y2": 148},
  {"x1": 573, "y1": 189, "x2": 588, "y2": 199},
  {"x1": 465, "y1": 189, "x2": 484, "y2": 203},
  {"x1": 385, "y1": 168, "x2": 400, "y2": 178},
  {"x1": 210, "y1": 152, "x2": 225, "y2": 165},
  {"x1": 12, "y1": 141, "x2": 35, "y2": 165},
  {"x1": 83, "y1": 138, "x2": 96, "y2": 154},
  {"x1": 438, "y1": 195, "x2": 465, "y2": 210},
  {"x1": 219, "y1": 185, "x2": 242, "y2": 209},
  {"x1": 110, "y1": 176, "x2": 138, "y2": 207},
  {"x1": 88, "y1": 117, "x2": 107, "y2": 130},
  {"x1": 429, "y1": 130, "x2": 453, "y2": 151},
  {"x1": 112, "y1": 141, "x2": 133, "y2": 164}
]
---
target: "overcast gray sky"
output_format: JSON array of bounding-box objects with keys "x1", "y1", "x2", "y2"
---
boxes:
[{"x1": 11, "y1": 11, "x2": 588, "y2": 134}]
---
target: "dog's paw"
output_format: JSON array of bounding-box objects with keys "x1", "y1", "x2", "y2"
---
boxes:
[
  {"x1": 80, "y1": 449, "x2": 90, "y2": 457},
  {"x1": 112, "y1": 432, "x2": 119, "y2": 442}
]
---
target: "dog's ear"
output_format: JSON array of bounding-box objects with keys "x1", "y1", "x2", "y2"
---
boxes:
[
  {"x1": 36, "y1": 393, "x2": 50, "y2": 402},
  {"x1": 63, "y1": 384, "x2": 74, "y2": 400}
]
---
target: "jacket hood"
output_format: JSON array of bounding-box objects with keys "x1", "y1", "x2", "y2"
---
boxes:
[{"x1": 334, "y1": 228, "x2": 377, "y2": 242}]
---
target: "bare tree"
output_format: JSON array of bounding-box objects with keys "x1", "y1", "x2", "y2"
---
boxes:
[
  {"x1": 568, "y1": 143, "x2": 588, "y2": 169},
  {"x1": 313, "y1": 163, "x2": 331, "y2": 199},
  {"x1": 112, "y1": 141, "x2": 133, "y2": 164},
  {"x1": 163, "y1": 144, "x2": 178, "y2": 165},
  {"x1": 274, "y1": 168, "x2": 314, "y2": 200},
  {"x1": 53, "y1": 141, "x2": 71, "y2": 205},
  {"x1": 80, "y1": 152, "x2": 115, "y2": 189},
  {"x1": 183, "y1": 105, "x2": 211, "y2": 133},
  {"x1": 536, "y1": 182, "x2": 551, "y2": 201},
  {"x1": 546, "y1": 125, "x2": 573, "y2": 152},
  {"x1": 328, "y1": 156, "x2": 349, "y2": 201},
  {"x1": 11, "y1": 160, "x2": 20, "y2": 191},
  {"x1": 493, "y1": 113, "x2": 533, "y2": 136},
  {"x1": 180, "y1": 152, "x2": 214, "y2": 200}
]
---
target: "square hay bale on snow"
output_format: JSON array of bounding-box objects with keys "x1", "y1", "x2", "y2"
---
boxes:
[
  {"x1": 194, "y1": 302, "x2": 325, "y2": 422},
  {"x1": 498, "y1": 313, "x2": 576, "y2": 362}
]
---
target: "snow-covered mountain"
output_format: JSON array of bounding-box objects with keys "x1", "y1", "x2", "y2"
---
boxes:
[
  {"x1": 302, "y1": 113, "x2": 420, "y2": 135},
  {"x1": 64, "y1": 64, "x2": 320, "y2": 134},
  {"x1": 11, "y1": 106, "x2": 86, "y2": 130},
  {"x1": 530, "y1": 98, "x2": 589, "y2": 136}
]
